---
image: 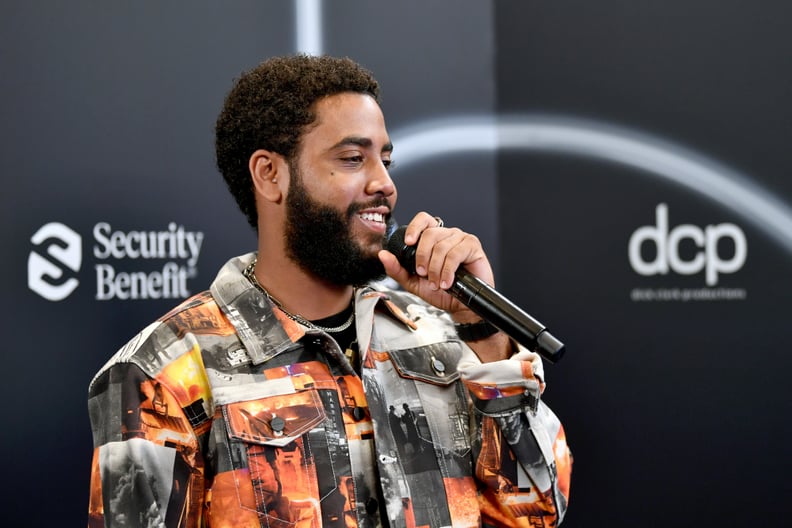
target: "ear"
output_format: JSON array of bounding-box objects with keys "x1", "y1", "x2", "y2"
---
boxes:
[{"x1": 249, "y1": 149, "x2": 287, "y2": 203}]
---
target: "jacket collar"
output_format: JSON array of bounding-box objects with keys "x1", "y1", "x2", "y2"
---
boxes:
[{"x1": 210, "y1": 253, "x2": 416, "y2": 366}]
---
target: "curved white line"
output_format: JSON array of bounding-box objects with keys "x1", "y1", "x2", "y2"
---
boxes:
[{"x1": 391, "y1": 115, "x2": 792, "y2": 255}]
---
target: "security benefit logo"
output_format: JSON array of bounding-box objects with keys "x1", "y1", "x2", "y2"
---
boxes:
[
  {"x1": 628, "y1": 203, "x2": 747, "y2": 302},
  {"x1": 28, "y1": 222, "x2": 82, "y2": 301},
  {"x1": 28, "y1": 221, "x2": 204, "y2": 301}
]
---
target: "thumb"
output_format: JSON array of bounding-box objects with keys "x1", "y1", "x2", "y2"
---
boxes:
[{"x1": 378, "y1": 249, "x2": 411, "y2": 284}]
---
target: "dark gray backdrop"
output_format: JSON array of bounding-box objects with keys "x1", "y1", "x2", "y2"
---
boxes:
[
  {"x1": 496, "y1": 1, "x2": 792, "y2": 525},
  {"x1": 2, "y1": 1, "x2": 789, "y2": 525}
]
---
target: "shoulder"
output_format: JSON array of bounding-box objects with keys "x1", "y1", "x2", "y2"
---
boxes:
[{"x1": 88, "y1": 290, "x2": 228, "y2": 393}]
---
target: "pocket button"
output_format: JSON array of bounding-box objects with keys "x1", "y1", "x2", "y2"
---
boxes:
[
  {"x1": 352, "y1": 407, "x2": 366, "y2": 421},
  {"x1": 270, "y1": 415, "x2": 285, "y2": 436},
  {"x1": 430, "y1": 356, "x2": 446, "y2": 376}
]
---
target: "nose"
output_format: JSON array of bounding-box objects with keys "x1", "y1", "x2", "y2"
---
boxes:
[{"x1": 365, "y1": 159, "x2": 396, "y2": 198}]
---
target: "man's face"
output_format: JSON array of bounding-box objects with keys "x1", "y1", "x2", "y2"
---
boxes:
[{"x1": 283, "y1": 93, "x2": 397, "y2": 286}]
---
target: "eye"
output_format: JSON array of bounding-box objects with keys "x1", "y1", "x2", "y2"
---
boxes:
[
  {"x1": 383, "y1": 159, "x2": 396, "y2": 170},
  {"x1": 339, "y1": 155, "x2": 364, "y2": 166}
]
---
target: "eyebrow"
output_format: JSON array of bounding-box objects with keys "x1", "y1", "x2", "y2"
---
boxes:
[{"x1": 331, "y1": 136, "x2": 394, "y2": 154}]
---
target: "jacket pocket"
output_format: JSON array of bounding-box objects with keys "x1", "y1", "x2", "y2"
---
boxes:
[
  {"x1": 212, "y1": 389, "x2": 328, "y2": 525},
  {"x1": 388, "y1": 340, "x2": 464, "y2": 386},
  {"x1": 223, "y1": 389, "x2": 326, "y2": 447}
]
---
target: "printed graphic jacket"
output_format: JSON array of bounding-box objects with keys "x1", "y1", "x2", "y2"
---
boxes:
[{"x1": 88, "y1": 253, "x2": 572, "y2": 528}]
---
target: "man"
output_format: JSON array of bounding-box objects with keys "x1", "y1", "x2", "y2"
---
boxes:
[{"x1": 88, "y1": 54, "x2": 571, "y2": 527}]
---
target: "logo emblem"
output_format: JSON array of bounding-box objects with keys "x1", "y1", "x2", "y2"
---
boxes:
[
  {"x1": 628, "y1": 203, "x2": 747, "y2": 286},
  {"x1": 28, "y1": 222, "x2": 82, "y2": 301}
]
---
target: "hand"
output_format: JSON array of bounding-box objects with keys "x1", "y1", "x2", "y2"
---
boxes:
[{"x1": 378, "y1": 212, "x2": 493, "y2": 322}]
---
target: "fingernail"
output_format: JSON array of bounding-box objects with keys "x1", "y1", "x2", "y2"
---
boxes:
[
  {"x1": 416, "y1": 266, "x2": 426, "y2": 276},
  {"x1": 429, "y1": 282, "x2": 438, "y2": 291},
  {"x1": 440, "y1": 281, "x2": 448, "y2": 289}
]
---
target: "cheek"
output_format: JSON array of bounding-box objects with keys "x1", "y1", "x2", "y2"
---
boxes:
[{"x1": 302, "y1": 180, "x2": 350, "y2": 209}]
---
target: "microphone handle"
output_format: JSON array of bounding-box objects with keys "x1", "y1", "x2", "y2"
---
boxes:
[{"x1": 450, "y1": 269, "x2": 566, "y2": 363}]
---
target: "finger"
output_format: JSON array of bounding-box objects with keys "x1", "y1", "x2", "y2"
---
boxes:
[
  {"x1": 413, "y1": 226, "x2": 458, "y2": 279},
  {"x1": 378, "y1": 249, "x2": 404, "y2": 278},
  {"x1": 424, "y1": 230, "x2": 478, "y2": 290},
  {"x1": 378, "y1": 249, "x2": 414, "y2": 291},
  {"x1": 403, "y1": 212, "x2": 443, "y2": 245}
]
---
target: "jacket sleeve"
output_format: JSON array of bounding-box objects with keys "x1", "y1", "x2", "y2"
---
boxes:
[
  {"x1": 458, "y1": 349, "x2": 572, "y2": 525},
  {"x1": 87, "y1": 361, "x2": 205, "y2": 528}
]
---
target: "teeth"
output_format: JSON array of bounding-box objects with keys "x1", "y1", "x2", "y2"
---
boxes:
[{"x1": 360, "y1": 212, "x2": 384, "y2": 223}]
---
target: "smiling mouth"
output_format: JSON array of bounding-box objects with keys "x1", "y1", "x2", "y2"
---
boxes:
[{"x1": 358, "y1": 211, "x2": 386, "y2": 224}]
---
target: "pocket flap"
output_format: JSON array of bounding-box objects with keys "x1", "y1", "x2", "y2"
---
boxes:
[
  {"x1": 224, "y1": 390, "x2": 326, "y2": 447},
  {"x1": 389, "y1": 341, "x2": 463, "y2": 386}
]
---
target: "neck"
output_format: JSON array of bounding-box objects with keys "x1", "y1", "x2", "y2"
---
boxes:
[{"x1": 252, "y1": 252, "x2": 354, "y2": 321}]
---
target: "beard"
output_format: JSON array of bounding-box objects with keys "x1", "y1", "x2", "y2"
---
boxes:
[{"x1": 284, "y1": 167, "x2": 389, "y2": 287}]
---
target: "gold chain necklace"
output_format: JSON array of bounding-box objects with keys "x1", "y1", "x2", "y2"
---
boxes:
[{"x1": 243, "y1": 259, "x2": 355, "y2": 333}]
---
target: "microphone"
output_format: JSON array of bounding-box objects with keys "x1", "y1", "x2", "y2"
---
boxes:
[{"x1": 385, "y1": 225, "x2": 565, "y2": 363}]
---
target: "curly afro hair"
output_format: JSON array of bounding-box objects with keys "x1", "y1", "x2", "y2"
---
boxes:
[{"x1": 214, "y1": 54, "x2": 381, "y2": 230}]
